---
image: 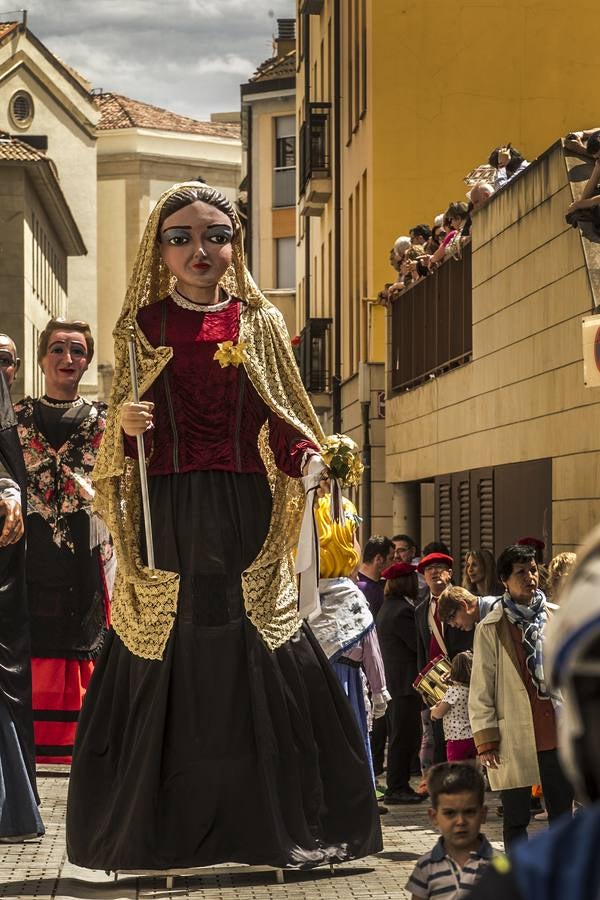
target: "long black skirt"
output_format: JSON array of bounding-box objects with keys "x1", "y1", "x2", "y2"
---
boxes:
[{"x1": 66, "y1": 471, "x2": 381, "y2": 871}]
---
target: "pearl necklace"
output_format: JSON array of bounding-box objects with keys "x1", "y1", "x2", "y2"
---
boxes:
[
  {"x1": 39, "y1": 395, "x2": 85, "y2": 409},
  {"x1": 171, "y1": 287, "x2": 232, "y2": 313}
]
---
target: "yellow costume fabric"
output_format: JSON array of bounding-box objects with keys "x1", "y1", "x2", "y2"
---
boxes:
[
  {"x1": 316, "y1": 496, "x2": 360, "y2": 579},
  {"x1": 93, "y1": 182, "x2": 325, "y2": 660}
]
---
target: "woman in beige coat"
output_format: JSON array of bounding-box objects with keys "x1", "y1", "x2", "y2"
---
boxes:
[{"x1": 469, "y1": 544, "x2": 572, "y2": 847}]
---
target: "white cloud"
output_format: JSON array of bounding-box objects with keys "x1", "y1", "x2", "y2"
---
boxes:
[
  {"x1": 18, "y1": 0, "x2": 295, "y2": 119},
  {"x1": 194, "y1": 54, "x2": 255, "y2": 77}
]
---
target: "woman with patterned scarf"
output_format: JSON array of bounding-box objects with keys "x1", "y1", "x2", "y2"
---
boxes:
[
  {"x1": 66, "y1": 183, "x2": 381, "y2": 873},
  {"x1": 469, "y1": 543, "x2": 573, "y2": 849},
  {"x1": 14, "y1": 319, "x2": 110, "y2": 765}
]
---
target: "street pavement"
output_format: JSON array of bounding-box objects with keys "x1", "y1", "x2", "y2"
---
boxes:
[{"x1": 0, "y1": 770, "x2": 544, "y2": 900}]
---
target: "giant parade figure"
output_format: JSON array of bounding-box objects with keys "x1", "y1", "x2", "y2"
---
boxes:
[{"x1": 66, "y1": 182, "x2": 382, "y2": 872}]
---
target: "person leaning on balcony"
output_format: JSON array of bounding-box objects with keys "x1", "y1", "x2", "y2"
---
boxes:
[
  {"x1": 466, "y1": 181, "x2": 495, "y2": 212},
  {"x1": 566, "y1": 134, "x2": 600, "y2": 221},
  {"x1": 425, "y1": 215, "x2": 446, "y2": 253},
  {"x1": 397, "y1": 246, "x2": 428, "y2": 291},
  {"x1": 409, "y1": 224, "x2": 432, "y2": 248},
  {"x1": 427, "y1": 202, "x2": 470, "y2": 269},
  {"x1": 379, "y1": 236, "x2": 412, "y2": 304},
  {"x1": 468, "y1": 544, "x2": 573, "y2": 849},
  {"x1": 488, "y1": 145, "x2": 529, "y2": 189},
  {"x1": 564, "y1": 127, "x2": 600, "y2": 157}
]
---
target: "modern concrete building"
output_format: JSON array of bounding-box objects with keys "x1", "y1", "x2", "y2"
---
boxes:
[
  {"x1": 0, "y1": 18, "x2": 99, "y2": 389},
  {"x1": 386, "y1": 141, "x2": 600, "y2": 566},
  {"x1": 94, "y1": 91, "x2": 241, "y2": 393},
  {"x1": 0, "y1": 131, "x2": 85, "y2": 398},
  {"x1": 240, "y1": 19, "x2": 297, "y2": 336}
]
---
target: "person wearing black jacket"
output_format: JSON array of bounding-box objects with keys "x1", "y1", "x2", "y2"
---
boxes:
[
  {"x1": 0, "y1": 365, "x2": 44, "y2": 840},
  {"x1": 415, "y1": 552, "x2": 473, "y2": 763},
  {"x1": 377, "y1": 562, "x2": 424, "y2": 804}
]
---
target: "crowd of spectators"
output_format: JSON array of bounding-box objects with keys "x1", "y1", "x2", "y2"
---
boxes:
[
  {"x1": 377, "y1": 143, "x2": 529, "y2": 307},
  {"x1": 381, "y1": 127, "x2": 600, "y2": 309}
]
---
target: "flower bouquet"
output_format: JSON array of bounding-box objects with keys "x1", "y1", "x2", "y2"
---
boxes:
[{"x1": 320, "y1": 434, "x2": 364, "y2": 488}]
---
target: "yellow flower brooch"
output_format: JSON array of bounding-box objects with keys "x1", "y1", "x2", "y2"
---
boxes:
[{"x1": 213, "y1": 340, "x2": 248, "y2": 368}]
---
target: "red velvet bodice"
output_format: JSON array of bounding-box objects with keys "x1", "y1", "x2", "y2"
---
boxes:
[{"x1": 126, "y1": 297, "x2": 317, "y2": 478}]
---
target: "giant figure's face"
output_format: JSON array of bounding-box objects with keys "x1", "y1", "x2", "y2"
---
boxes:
[{"x1": 159, "y1": 200, "x2": 234, "y2": 298}]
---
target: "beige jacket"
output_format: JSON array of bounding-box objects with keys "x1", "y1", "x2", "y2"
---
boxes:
[{"x1": 469, "y1": 603, "x2": 540, "y2": 790}]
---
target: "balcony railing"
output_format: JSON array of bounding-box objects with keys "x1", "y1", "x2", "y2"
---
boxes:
[
  {"x1": 390, "y1": 242, "x2": 472, "y2": 393},
  {"x1": 299, "y1": 102, "x2": 331, "y2": 195},
  {"x1": 297, "y1": 317, "x2": 332, "y2": 394},
  {"x1": 273, "y1": 166, "x2": 295, "y2": 208}
]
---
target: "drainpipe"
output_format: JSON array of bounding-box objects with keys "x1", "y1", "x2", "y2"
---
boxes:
[
  {"x1": 332, "y1": 0, "x2": 342, "y2": 432},
  {"x1": 304, "y1": 13, "x2": 311, "y2": 329},
  {"x1": 246, "y1": 106, "x2": 253, "y2": 273},
  {"x1": 361, "y1": 400, "x2": 372, "y2": 541},
  {"x1": 359, "y1": 361, "x2": 371, "y2": 541}
]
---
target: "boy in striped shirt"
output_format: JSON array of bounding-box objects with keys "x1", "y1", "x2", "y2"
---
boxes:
[{"x1": 406, "y1": 764, "x2": 495, "y2": 899}]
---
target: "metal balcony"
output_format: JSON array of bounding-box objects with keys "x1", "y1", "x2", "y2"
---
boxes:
[
  {"x1": 299, "y1": 102, "x2": 332, "y2": 214},
  {"x1": 296, "y1": 317, "x2": 332, "y2": 409},
  {"x1": 390, "y1": 242, "x2": 473, "y2": 392}
]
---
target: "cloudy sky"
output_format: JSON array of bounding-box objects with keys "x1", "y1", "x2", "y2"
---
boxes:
[{"x1": 17, "y1": 0, "x2": 295, "y2": 120}]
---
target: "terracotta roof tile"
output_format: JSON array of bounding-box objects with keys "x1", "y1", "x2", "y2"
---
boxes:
[
  {"x1": 251, "y1": 49, "x2": 296, "y2": 83},
  {"x1": 0, "y1": 22, "x2": 19, "y2": 42},
  {"x1": 94, "y1": 92, "x2": 240, "y2": 139},
  {"x1": 0, "y1": 131, "x2": 46, "y2": 162}
]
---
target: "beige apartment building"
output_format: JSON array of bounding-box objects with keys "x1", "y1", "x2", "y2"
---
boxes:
[
  {"x1": 0, "y1": 16, "x2": 242, "y2": 399},
  {"x1": 240, "y1": 19, "x2": 297, "y2": 336},
  {"x1": 94, "y1": 92, "x2": 241, "y2": 394},
  {"x1": 0, "y1": 132, "x2": 85, "y2": 397},
  {"x1": 0, "y1": 19, "x2": 100, "y2": 390},
  {"x1": 386, "y1": 141, "x2": 600, "y2": 564}
]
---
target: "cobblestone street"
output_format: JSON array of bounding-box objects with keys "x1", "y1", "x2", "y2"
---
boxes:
[{"x1": 0, "y1": 771, "x2": 544, "y2": 900}]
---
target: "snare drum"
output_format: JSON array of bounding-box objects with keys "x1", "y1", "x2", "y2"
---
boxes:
[{"x1": 412, "y1": 654, "x2": 451, "y2": 706}]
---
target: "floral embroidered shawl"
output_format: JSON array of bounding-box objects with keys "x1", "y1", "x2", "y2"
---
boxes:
[{"x1": 15, "y1": 399, "x2": 108, "y2": 552}]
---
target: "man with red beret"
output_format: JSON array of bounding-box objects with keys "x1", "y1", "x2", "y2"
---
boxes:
[{"x1": 415, "y1": 552, "x2": 473, "y2": 763}]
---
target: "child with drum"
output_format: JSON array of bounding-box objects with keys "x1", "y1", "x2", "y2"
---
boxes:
[{"x1": 430, "y1": 651, "x2": 478, "y2": 763}]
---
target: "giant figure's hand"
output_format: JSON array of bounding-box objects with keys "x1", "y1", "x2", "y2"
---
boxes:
[
  {"x1": 302, "y1": 454, "x2": 330, "y2": 497},
  {"x1": 121, "y1": 401, "x2": 154, "y2": 436},
  {"x1": 0, "y1": 498, "x2": 23, "y2": 547}
]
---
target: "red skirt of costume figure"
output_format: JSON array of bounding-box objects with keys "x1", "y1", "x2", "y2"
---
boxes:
[
  {"x1": 32, "y1": 658, "x2": 95, "y2": 764},
  {"x1": 26, "y1": 512, "x2": 110, "y2": 766}
]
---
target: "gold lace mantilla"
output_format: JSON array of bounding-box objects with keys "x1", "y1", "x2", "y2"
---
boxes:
[{"x1": 93, "y1": 182, "x2": 325, "y2": 660}]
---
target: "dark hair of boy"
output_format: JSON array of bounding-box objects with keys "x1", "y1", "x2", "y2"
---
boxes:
[
  {"x1": 428, "y1": 762, "x2": 485, "y2": 808},
  {"x1": 450, "y1": 650, "x2": 473, "y2": 686},
  {"x1": 496, "y1": 544, "x2": 536, "y2": 583}
]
